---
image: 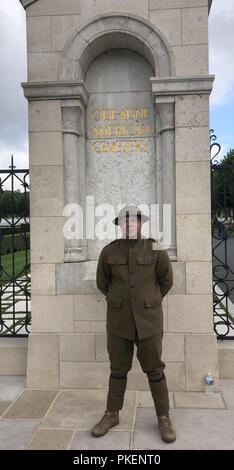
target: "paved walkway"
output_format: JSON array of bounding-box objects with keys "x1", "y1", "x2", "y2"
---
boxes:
[{"x1": 0, "y1": 377, "x2": 233, "y2": 450}]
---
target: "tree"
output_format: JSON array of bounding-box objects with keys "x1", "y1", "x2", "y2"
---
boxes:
[{"x1": 211, "y1": 149, "x2": 234, "y2": 219}]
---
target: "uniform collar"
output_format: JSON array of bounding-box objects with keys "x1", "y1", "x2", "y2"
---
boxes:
[{"x1": 119, "y1": 233, "x2": 142, "y2": 246}]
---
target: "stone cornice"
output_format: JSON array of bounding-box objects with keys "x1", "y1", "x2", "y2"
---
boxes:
[
  {"x1": 208, "y1": 0, "x2": 213, "y2": 14},
  {"x1": 20, "y1": 0, "x2": 213, "y2": 14},
  {"x1": 150, "y1": 75, "x2": 215, "y2": 98},
  {"x1": 21, "y1": 81, "x2": 89, "y2": 107},
  {"x1": 19, "y1": 0, "x2": 38, "y2": 8}
]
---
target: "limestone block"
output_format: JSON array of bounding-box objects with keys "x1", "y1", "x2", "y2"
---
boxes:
[
  {"x1": 168, "y1": 294, "x2": 213, "y2": 333},
  {"x1": 31, "y1": 295, "x2": 74, "y2": 333},
  {"x1": 56, "y1": 262, "x2": 98, "y2": 295},
  {"x1": 150, "y1": 9, "x2": 181, "y2": 46},
  {"x1": 186, "y1": 261, "x2": 213, "y2": 294},
  {"x1": 163, "y1": 304, "x2": 168, "y2": 332},
  {"x1": 176, "y1": 214, "x2": 212, "y2": 261},
  {"x1": 175, "y1": 95, "x2": 209, "y2": 128},
  {"x1": 0, "y1": 338, "x2": 27, "y2": 375},
  {"x1": 127, "y1": 362, "x2": 149, "y2": 390},
  {"x1": 58, "y1": 56, "x2": 78, "y2": 81},
  {"x1": 176, "y1": 162, "x2": 211, "y2": 214},
  {"x1": 74, "y1": 321, "x2": 106, "y2": 333},
  {"x1": 218, "y1": 342, "x2": 234, "y2": 379},
  {"x1": 175, "y1": 127, "x2": 210, "y2": 162},
  {"x1": 162, "y1": 333, "x2": 185, "y2": 362},
  {"x1": 52, "y1": 15, "x2": 82, "y2": 52},
  {"x1": 30, "y1": 216, "x2": 64, "y2": 263},
  {"x1": 170, "y1": 262, "x2": 186, "y2": 294},
  {"x1": 182, "y1": 7, "x2": 208, "y2": 45},
  {"x1": 27, "y1": 334, "x2": 59, "y2": 389},
  {"x1": 150, "y1": 0, "x2": 207, "y2": 9},
  {"x1": 29, "y1": 165, "x2": 64, "y2": 216},
  {"x1": 29, "y1": 132, "x2": 63, "y2": 166},
  {"x1": 172, "y1": 45, "x2": 208, "y2": 76},
  {"x1": 29, "y1": 101, "x2": 62, "y2": 133},
  {"x1": 74, "y1": 294, "x2": 106, "y2": 321},
  {"x1": 28, "y1": 52, "x2": 59, "y2": 81},
  {"x1": 165, "y1": 362, "x2": 186, "y2": 391},
  {"x1": 60, "y1": 361, "x2": 109, "y2": 389},
  {"x1": 26, "y1": 0, "x2": 81, "y2": 16},
  {"x1": 79, "y1": 0, "x2": 148, "y2": 23},
  {"x1": 185, "y1": 334, "x2": 220, "y2": 391},
  {"x1": 27, "y1": 16, "x2": 51, "y2": 52},
  {"x1": 60, "y1": 334, "x2": 95, "y2": 361},
  {"x1": 31, "y1": 263, "x2": 56, "y2": 295},
  {"x1": 95, "y1": 334, "x2": 108, "y2": 362}
]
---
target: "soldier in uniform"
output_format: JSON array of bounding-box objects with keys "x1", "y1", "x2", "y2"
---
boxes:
[{"x1": 91, "y1": 204, "x2": 176, "y2": 443}]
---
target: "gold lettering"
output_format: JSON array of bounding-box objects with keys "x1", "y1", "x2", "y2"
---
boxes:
[
  {"x1": 119, "y1": 108, "x2": 150, "y2": 120},
  {"x1": 120, "y1": 109, "x2": 128, "y2": 120},
  {"x1": 91, "y1": 139, "x2": 150, "y2": 154},
  {"x1": 91, "y1": 107, "x2": 150, "y2": 122},
  {"x1": 91, "y1": 108, "x2": 117, "y2": 121},
  {"x1": 135, "y1": 125, "x2": 152, "y2": 135}
]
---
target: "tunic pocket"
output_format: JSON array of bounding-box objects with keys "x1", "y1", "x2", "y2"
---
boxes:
[
  {"x1": 137, "y1": 255, "x2": 155, "y2": 265},
  {"x1": 144, "y1": 295, "x2": 161, "y2": 307},
  {"x1": 108, "y1": 256, "x2": 127, "y2": 265}
]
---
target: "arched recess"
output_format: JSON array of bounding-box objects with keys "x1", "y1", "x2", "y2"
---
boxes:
[
  {"x1": 59, "y1": 14, "x2": 176, "y2": 262},
  {"x1": 59, "y1": 13, "x2": 174, "y2": 81}
]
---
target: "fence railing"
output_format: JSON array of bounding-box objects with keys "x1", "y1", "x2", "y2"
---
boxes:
[
  {"x1": 210, "y1": 131, "x2": 234, "y2": 339},
  {"x1": 0, "y1": 155, "x2": 30, "y2": 336}
]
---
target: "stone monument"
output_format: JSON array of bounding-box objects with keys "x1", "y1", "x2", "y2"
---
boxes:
[{"x1": 20, "y1": 0, "x2": 220, "y2": 395}]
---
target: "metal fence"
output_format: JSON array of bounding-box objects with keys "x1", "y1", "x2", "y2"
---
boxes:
[
  {"x1": 0, "y1": 156, "x2": 30, "y2": 336},
  {"x1": 210, "y1": 131, "x2": 234, "y2": 339}
]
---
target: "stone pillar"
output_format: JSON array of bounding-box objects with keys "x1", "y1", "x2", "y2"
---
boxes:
[
  {"x1": 62, "y1": 98, "x2": 88, "y2": 262},
  {"x1": 155, "y1": 96, "x2": 176, "y2": 259}
]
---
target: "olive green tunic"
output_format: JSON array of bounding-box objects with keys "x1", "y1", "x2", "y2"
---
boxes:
[{"x1": 96, "y1": 236, "x2": 173, "y2": 340}]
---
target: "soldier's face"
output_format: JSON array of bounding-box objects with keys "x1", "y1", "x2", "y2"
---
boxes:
[{"x1": 120, "y1": 215, "x2": 142, "y2": 239}]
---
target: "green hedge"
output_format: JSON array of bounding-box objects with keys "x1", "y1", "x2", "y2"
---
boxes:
[{"x1": 0, "y1": 232, "x2": 30, "y2": 256}]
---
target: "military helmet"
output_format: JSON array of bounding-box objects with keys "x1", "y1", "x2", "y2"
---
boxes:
[{"x1": 112, "y1": 204, "x2": 149, "y2": 226}]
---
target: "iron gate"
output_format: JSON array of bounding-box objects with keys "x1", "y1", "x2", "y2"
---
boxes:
[
  {"x1": 211, "y1": 131, "x2": 234, "y2": 339},
  {"x1": 0, "y1": 156, "x2": 30, "y2": 336}
]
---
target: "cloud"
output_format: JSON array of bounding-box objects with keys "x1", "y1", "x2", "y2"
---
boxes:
[
  {"x1": 0, "y1": 0, "x2": 28, "y2": 168},
  {"x1": 209, "y1": 0, "x2": 234, "y2": 106}
]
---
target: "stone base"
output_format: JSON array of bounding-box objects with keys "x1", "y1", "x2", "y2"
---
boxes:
[
  {"x1": 25, "y1": 328, "x2": 221, "y2": 392},
  {"x1": 218, "y1": 342, "x2": 234, "y2": 379},
  {"x1": 0, "y1": 338, "x2": 27, "y2": 376}
]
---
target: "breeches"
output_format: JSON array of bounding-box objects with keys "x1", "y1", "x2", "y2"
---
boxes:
[{"x1": 106, "y1": 327, "x2": 169, "y2": 416}]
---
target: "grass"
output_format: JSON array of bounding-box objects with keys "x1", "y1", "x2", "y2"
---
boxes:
[{"x1": 0, "y1": 250, "x2": 30, "y2": 284}]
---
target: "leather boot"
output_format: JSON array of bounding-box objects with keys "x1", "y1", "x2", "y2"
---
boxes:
[
  {"x1": 91, "y1": 410, "x2": 119, "y2": 437},
  {"x1": 158, "y1": 415, "x2": 176, "y2": 443}
]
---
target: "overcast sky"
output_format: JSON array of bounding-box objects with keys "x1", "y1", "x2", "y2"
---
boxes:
[{"x1": 0, "y1": 0, "x2": 233, "y2": 172}]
